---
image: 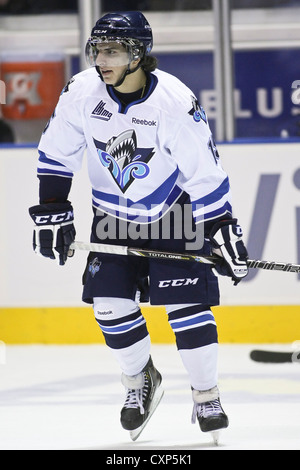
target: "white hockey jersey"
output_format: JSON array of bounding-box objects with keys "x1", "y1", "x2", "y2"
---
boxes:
[{"x1": 38, "y1": 67, "x2": 232, "y2": 225}]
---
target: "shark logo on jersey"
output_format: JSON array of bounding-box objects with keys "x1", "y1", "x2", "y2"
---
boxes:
[
  {"x1": 93, "y1": 130, "x2": 154, "y2": 193},
  {"x1": 188, "y1": 96, "x2": 207, "y2": 124}
]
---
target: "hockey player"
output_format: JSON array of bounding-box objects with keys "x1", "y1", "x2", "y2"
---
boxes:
[{"x1": 29, "y1": 11, "x2": 248, "y2": 442}]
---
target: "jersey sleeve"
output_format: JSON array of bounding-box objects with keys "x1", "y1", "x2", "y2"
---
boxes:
[
  {"x1": 166, "y1": 97, "x2": 232, "y2": 229},
  {"x1": 37, "y1": 76, "x2": 87, "y2": 180}
]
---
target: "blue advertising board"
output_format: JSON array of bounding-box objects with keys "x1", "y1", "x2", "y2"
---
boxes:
[{"x1": 155, "y1": 49, "x2": 300, "y2": 140}]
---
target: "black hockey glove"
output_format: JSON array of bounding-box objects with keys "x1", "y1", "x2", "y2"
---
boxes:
[
  {"x1": 29, "y1": 201, "x2": 76, "y2": 266},
  {"x1": 209, "y1": 219, "x2": 248, "y2": 285}
]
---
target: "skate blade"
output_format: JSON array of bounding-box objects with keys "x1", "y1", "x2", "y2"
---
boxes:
[
  {"x1": 129, "y1": 386, "x2": 164, "y2": 441},
  {"x1": 211, "y1": 431, "x2": 220, "y2": 446}
]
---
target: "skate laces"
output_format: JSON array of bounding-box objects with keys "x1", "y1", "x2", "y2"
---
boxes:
[
  {"x1": 124, "y1": 373, "x2": 149, "y2": 415},
  {"x1": 192, "y1": 399, "x2": 223, "y2": 424}
]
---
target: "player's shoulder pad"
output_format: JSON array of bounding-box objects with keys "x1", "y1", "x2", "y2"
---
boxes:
[{"x1": 152, "y1": 69, "x2": 207, "y2": 125}]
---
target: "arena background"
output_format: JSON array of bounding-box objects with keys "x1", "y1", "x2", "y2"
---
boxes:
[{"x1": 0, "y1": 1, "x2": 299, "y2": 344}]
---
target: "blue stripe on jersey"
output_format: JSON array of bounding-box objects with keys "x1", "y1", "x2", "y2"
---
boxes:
[
  {"x1": 191, "y1": 176, "x2": 230, "y2": 209},
  {"x1": 37, "y1": 151, "x2": 74, "y2": 177},
  {"x1": 194, "y1": 200, "x2": 232, "y2": 224},
  {"x1": 92, "y1": 169, "x2": 183, "y2": 222},
  {"x1": 192, "y1": 177, "x2": 232, "y2": 223},
  {"x1": 38, "y1": 151, "x2": 66, "y2": 167},
  {"x1": 93, "y1": 168, "x2": 179, "y2": 209},
  {"x1": 92, "y1": 185, "x2": 182, "y2": 223},
  {"x1": 37, "y1": 168, "x2": 74, "y2": 177}
]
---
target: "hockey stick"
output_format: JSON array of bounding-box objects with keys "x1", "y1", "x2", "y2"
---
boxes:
[
  {"x1": 250, "y1": 349, "x2": 300, "y2": 363},
  {"x1": 69, "y1": 240, "x2": 300, "y2": 272},
  {"x1": 70, "y1": 241, "x2": 218, "y2": 264}
]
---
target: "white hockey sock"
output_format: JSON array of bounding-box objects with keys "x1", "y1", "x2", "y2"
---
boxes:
[
  {"x1": 179, "y1": 343, "x2": 218, "y2": 391},
  {"x1": 93, "y1": 297, "x2": 150, "y2": 376},
  {"x1": 166, "y1": 303, "x2": 218, "y2": 391},
  {"x1": 111, "y1": 336, "x2": 151, "y2": 377}
]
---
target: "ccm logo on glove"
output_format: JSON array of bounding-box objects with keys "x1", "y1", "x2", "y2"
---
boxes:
[
  {"x1": 28, "y1": 202, "x2": 76, "y2": 266},
  {"x1": 32, "y1": 211, "x2": 74, "y2": 225}
]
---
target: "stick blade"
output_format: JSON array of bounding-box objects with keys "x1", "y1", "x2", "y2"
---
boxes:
[{"x1": 250, "y1": 349, "x2": 293, "y2": 363}]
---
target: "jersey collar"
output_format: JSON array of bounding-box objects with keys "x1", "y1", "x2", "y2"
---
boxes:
[{"x1": 106, "y1": 72, "x2": 158, "y2": 114}]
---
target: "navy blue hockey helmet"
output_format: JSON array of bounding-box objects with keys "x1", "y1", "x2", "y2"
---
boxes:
[{"x1": 86, "y1": 11, "x2": 153, "y2": 67}]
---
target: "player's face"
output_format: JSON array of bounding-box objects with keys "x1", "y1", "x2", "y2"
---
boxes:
[{"x1": 95, "y1": 42, "x2": 131, "y2": 85}]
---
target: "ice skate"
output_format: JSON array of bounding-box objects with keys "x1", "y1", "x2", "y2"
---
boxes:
[
  {"x1": 120, "y1": 356, "x2": 164, "y2": 441},
  {"x1": 191, "y1": 386, "x2": 229, "y2": 445}
]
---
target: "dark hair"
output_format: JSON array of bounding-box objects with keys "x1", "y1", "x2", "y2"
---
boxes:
[{"x1": 140, "y1": 54, "x2": 157, "y2": 72}]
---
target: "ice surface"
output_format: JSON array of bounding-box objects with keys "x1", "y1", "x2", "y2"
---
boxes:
[{"x1": 0, "y1": 344, "x2": 299, "y2": 450}]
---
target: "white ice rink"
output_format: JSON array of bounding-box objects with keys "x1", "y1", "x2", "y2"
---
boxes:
[{"x1": 0, "y1": 343, "x2": 300, "y2": 451}]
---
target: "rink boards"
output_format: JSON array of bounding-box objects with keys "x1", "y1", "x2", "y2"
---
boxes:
[
  {"x1": 0, "y1": 142, "x2": 300, "y2": 344},
  {"x1": 1, "y1": 305, "x2": 300, "y2": 344}
]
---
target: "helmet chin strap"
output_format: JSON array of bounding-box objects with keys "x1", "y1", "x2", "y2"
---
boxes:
[{"x1": 96, "y1": 62, "x2": 141, "y2": 88}]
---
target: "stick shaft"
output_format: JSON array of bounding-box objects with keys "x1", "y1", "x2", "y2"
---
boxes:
[
  {"x1": 247, "y1": 259, "x2": 300, "y2": 273},
  {"x1": 70, "y1": 241, "x2": 217, "y2": 264},
  {"x1": 70, "y1": 241, "x2": 300, "y2": 272}
]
